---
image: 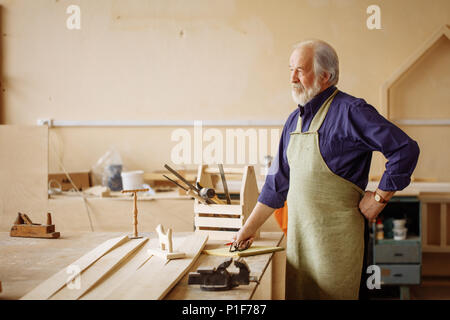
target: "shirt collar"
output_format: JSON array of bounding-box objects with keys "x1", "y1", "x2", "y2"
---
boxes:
[{"x1": 298, "y1": 85, "x2": 337, "y2": 117}]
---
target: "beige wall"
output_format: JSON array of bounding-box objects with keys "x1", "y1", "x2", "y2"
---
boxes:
[{"x1": 1, "y1": 0, "x2": 449, "y2": 180}]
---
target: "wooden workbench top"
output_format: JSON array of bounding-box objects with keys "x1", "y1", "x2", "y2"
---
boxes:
[{"x1": 0, "y1": 231, "x2": 284, "y2": 300}]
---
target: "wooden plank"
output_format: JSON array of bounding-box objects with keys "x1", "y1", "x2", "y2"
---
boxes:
[
  {"x1": 50, "y1": 237, "x2": 148, "y2": 300},
  {"x1": 80, "y1": 240, "x2": 154, "y2": 300},
  {"x1": 447, "y1": 204, "x2": 450, "y2": 247},
  {"x1": 106, "y1": 234, "x2": 208, "y2": 300},
  {"x1": 164, "y1": 232, "x2": 284, "y2": 300},
  {"x1": 21, "y1": 235, "x2": 128, "y2": 300},
  {"x1": 251, "y1": 260, "x2": 272, "y2": 300},
  {"x1": 203, "y1": 246, "x2": 284, "y2": 258},
  {"x1": 441, "y1": 203, "x2": 447, "y2": 248},
  {"x1": 422, "y1": 245, "x2": 450, "y2": 253},
  {"x1": 195, "y1": 229, "x2": 238, "y2": 241},
  {"x1": 10, "y1": 224, "x2": 55, "y2": 235},
  {"x1": 194, "y1": 202, "x2": 242, "y2": 215},
  {"x1": 204, "y1": 167, "x2": 244, "y2": 175},
  {"x1": 0, "y1": 126, "x2": 48, "y2": 232},
  {"x1": 422, "y1": 202, "x2": 428, "y2": 246},
  {"x1": 271, "y1": 235, "x2": 286, "y2": 300},
  {"x1": 194, "y1": 216, "x2": 243, "y2": 229}
]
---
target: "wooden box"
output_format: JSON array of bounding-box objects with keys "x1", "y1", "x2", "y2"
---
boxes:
[
  {"x1": 194, "y1": 165, "x2": 260, "y2": 240},
  {"x1": 48, "y1": 171, "x2": 91, "y2": 191}
]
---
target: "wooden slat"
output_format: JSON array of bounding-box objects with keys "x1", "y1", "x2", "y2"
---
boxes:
[
  {"x1": 422, "y1": 202, "x2": 428, "y2": 246},
  {"x1": 21, "y1": 235, "x2": 128, "y2": 300},
  {"x1": 422, "y1": 245, "x2": 450, "y2": 253},
  {"x1": 194, "y1": 216, "x2": 243, "y2": 229},
  {"x1": 80, "y1": 240, "x2": 153, "y2": 300},
  {"x1": 441, "y1": 203, "x2": 447, "y2": 248},
  {"x1": 106, "y1": 234, "x2": 208, "y2": 300},
  {"x1": 194, "y1": 202, "x2": 242, "y2": 215},
  {"x1": 382, "y1": 25, "x2": 450, "y2": 119},
  {"x1": 204, "y1": 167, "x2": 243, "y2": 175},
  {"x1": 195, "y1": 229, "x2": 237, "y2": 241},
  {"x1": 50, "y1": 237, "x2": 148, "y2": 300}
]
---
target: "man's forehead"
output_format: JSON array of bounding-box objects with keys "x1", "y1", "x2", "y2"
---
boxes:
[{"x1": 290, "y1": 46, "x2": 313, "y2": 66}]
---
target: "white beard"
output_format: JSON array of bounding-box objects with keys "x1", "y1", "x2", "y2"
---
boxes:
[{"x1": 291, "y1": 78, "x2": 322, "y2": 106}]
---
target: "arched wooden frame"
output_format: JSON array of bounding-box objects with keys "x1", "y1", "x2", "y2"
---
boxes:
[{"x1": 381, "y1": 24, "x2": 450, "y2": 125}]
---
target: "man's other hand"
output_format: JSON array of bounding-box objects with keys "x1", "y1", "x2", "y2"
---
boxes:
[{"x1": 359, "y1": 191, "x2": 387, "y2": 223}]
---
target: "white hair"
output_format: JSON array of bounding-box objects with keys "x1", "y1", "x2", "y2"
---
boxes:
[{"x1": 293, "y1": 39, "x2": 339, "y2": 86}]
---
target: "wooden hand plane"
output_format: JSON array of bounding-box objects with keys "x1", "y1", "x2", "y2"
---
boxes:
[{"x1": 10, "y1": 212, "x2": 60, "y2": 239}]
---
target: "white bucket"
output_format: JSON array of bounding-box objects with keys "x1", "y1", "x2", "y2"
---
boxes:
[
  {"x1": 121, "y1": 170, "x2": 144, "y2": 191},
  {"x1": 393, "y1": 219, "x2": 406, "y2": 229},
  {"x1": 393, "y1": 227, "x2": 408, "y2": 240}
]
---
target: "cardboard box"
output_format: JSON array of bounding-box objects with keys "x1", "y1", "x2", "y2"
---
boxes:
[{"x1": 48, "y1": 171, "x2": 91, "y2": 191}]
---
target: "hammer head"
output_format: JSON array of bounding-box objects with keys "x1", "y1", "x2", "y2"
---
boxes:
[{"x1": 199, "y1": 188, "x2": 215, "y2": 199}]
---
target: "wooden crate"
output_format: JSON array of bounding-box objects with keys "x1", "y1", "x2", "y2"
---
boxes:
[
  {"x1": 420, "y1": 193, "x2": 450, "y2": 253},
  {"x1": 194, "y1": 165, "x2": 260, "y2": 240}
]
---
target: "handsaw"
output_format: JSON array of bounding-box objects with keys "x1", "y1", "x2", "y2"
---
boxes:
[{"x1": 218, "y1": 164, "x2": 231, "y2": 204}]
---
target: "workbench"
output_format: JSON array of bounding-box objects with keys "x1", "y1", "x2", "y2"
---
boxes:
[{"x1": 0, "y1": 231, "x2": 285, "y2": 300}]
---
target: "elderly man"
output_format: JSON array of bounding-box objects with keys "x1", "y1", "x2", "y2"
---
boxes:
[{"x1": 234, "y1": 39, "x2": 420, "y2": 299}]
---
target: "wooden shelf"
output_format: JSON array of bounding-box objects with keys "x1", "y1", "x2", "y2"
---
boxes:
[
  {"x1": 420, "y1": 276, "x2": 450, "y2": 287},
  {"x1": 376, "y1": 236, "x2": 421, "y2": 245},
  {"x1": 421, "y1": 196, "x2": 450, "y2": 252}
]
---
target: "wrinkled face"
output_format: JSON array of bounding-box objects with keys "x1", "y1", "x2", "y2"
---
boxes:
[{"x1": 289, "y1": 46, "x2": 322, "y2": 106}]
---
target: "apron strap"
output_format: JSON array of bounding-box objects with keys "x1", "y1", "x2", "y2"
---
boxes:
[{"x1": 308, "y1": 88, "x2": 339, "y2": 132}]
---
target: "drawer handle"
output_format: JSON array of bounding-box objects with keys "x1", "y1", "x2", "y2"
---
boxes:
[
  {"x1": 394, "y1": 253, "x2": 404, "y2": 257},
  {"x1": 393, "y1": 274, "x2": 403, "y2": 277}
]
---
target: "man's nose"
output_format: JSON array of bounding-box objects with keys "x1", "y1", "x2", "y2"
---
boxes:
[{"x1": 291, "y1": 70, "x2": 299, "y2": 83}]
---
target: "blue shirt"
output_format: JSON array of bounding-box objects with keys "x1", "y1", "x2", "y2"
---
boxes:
[{"x1": 258, "y1": 85, "x2": 420, "y2": 209}]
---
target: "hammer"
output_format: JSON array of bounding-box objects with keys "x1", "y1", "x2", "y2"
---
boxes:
[{"x1": 197, "y1": 183, "x2": 225, "y2": 205}]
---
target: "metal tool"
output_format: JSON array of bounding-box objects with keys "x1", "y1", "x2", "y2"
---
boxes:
[
  {"x1": 162, "y1": 175, "x2": 209, "y2": 204},
  {"x1": 197, "y1": 182, "x2": 225, "y2": 204},
  {"x1": 163, "y1": 174, "x2": 188, "y2": 191},
  {"x1": 229, "y1": 239, "x2": 251, "y2": 252},
  {"x1": 188, "y1": 257, "x2": 258, "y2": 291},
  {"x1": 218, "y1": 164, "x2": 231, "y2": 204},
  {"x1": 164, "y1": 164, "x2": 200, "y2": 193},
  {"x1": 163, "y1": 164, "x2": 214, "y2": 204}
]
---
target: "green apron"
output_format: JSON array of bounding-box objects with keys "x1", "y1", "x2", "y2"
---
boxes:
[{"x1": 286, "y1": 89, "x2": 365, "y2": 300}]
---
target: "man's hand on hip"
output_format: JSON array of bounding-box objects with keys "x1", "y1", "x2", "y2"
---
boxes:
[{"x1": 359, "y1": 191, "x2": 386, "y2": 223}]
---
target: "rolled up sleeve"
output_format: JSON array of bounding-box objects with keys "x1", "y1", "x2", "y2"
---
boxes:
[
  {"x1": 349, "y1": 103, "x2": 420, "y2": 191},
  {"x1": 258, "y1": 113, "x2": 295, "y2": 208}
]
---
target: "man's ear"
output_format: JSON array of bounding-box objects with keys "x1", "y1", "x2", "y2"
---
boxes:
[{"x1": 320, "y1": 72, "x2": 331, "y2": 86}]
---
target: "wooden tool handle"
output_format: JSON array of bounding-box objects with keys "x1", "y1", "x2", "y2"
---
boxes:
[
  {"x1": 210, "y1": 195, "x2": 226, "y2": 205},
  {"x1": 186, "y1": 189, "x2": 208, "y2": 204},
  {"x1": 122, "y1": 188, "x2": 149, "y2": 193},
  {"x1": 46, "y1": 212, "x2": 52, "y2": 225}
]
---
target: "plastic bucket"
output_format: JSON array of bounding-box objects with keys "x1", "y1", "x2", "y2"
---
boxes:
[
  {"x1": 121, "y1": 170, "x2": 144, "y2": 191},
  {"x1": 393, "y1": 219, "x2": 406, "y2": 229},
  {"x1": 393, "y1": 227, "x2": 408, "y2": 240}
]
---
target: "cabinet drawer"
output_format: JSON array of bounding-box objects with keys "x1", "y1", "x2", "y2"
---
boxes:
[
  {"x1": 374, "y1": 244, "x2": 420, "y2": 263},
  {"x1": 379, "y1": 264, "x2": 421, "y2": 285}
]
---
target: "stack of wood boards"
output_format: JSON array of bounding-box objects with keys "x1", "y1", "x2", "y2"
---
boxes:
[{"x1": 21, "y1": 233, "x2": 208, "y2": 300}]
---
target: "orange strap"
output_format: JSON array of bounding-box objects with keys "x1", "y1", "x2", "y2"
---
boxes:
[{"x1": 273, "y1": 201, "x2": 288, "y2": 235}]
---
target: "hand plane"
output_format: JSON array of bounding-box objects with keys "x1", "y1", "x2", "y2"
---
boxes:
[{"x1": 10, "y1": 212, "x2": 60, "y2": 239}]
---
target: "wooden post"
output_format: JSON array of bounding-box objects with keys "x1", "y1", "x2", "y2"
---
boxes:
[
  {"x1": 122, "y1": 188, "x2": 149, "y2": 239},
  {"x1": 133, "y1": 192, "x2": 138, "y2": 238}
]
